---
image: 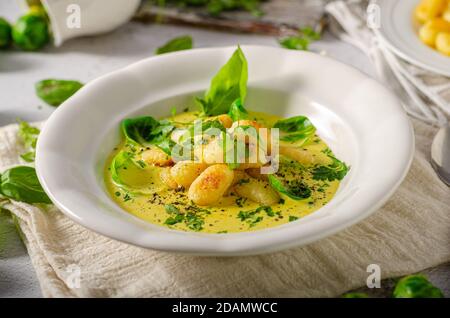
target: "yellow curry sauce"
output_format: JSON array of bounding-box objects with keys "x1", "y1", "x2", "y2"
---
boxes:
[{"x1": 104, "y1": 111, "x2": 341, "y2": 234}]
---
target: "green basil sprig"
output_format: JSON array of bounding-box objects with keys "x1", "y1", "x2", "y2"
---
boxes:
[
  {"x1": 35, "y1": 79, "x2": 83, "y2": 107},
  {"x1": 0, "y1": 166, "x2": 51, "y2": 204},
  {"x1": 197, "y1": 47, "x2": 248, "y2": 116}
]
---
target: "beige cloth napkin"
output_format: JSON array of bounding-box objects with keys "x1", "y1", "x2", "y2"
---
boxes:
[{"x1": 0, "y1": 119, "x2": 449, "y2": 298}]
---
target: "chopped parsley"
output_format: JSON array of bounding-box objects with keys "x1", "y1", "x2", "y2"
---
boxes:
[{"x1": 237, "y1": 206, "x2": 276, "y2": 228}]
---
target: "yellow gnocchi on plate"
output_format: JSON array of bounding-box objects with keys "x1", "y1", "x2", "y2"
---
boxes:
[{"x1": 415, "y1": 0, "x2": 450, "y2": 56}]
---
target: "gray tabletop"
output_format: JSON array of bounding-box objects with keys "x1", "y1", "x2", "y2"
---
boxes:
[{"x1": 0, "y1": 1, "x2": 448, "y2": 298}]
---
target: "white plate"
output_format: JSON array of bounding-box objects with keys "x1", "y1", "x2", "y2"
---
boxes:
[
  {"x1": 36, "y1": 46, "x2": 414, "y2": 256},
  {"x1": 375, "y1": 0, "x2": 450, "y2": 77}
]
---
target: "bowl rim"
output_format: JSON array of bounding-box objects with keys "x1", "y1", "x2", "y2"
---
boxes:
[{"x1": 36, "y1": 45, "x2": 415, "y2": 256}]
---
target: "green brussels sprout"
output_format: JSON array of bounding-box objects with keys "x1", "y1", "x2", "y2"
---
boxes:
[
  {"x1": 341, "y1": 292, "x2": 369, "y2": 298},
  {"x1": 0, "y1": 17, "x2": 12, "y2": 49},
  {"x1": 35, "y1": 79, "x2": 84, "y2": 106},
  {"x1": 393, "y1": 275, "x2": 444, "y2": 298},
  {"x1": 12, "y1": 13, "x2": 49, "y2": 51}
]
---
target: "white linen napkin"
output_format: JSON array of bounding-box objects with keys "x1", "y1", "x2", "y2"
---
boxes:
[
  {"x1": 325, "y1": 0, "x2": 450, "y2": 126},
  {"x1": 0, "y1": 120, "x2": 449, "y2": 297}
]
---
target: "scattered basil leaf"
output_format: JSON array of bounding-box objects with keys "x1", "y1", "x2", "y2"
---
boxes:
[
  {"x1": 155, "y1": 35, "x2": 193, "y2": 55},
  {"x1": 0, "y1": 166, "x2": 51, "y2": 204},
  {"x1": 278, "y1": 27, "x2": 321, "y2": 51},
  {"x1": 228, "y1": 98, "x2": 249, "y2": 121},
  {"x1": 197, "y1": 47, "x2": 248, "y2": 116},
  {"x1": 35, "y1": 79, "x2": 83, "y2": 107},
  {"x1": 273, "y1": 115, "x2": 316, "y2": 143},
  {"x1": 20, "y1": 151, "x2": 35, "y2": 162},
  {"x1": 393, "y1": 275, "x2": 444, "y2": 298},
  {"x1": 268, "y1": 175, "x2": 311, "y2": 200}
]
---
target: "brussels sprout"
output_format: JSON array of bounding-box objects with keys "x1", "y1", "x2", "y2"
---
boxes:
[
  {"x1": 12, "y1": 13, "x2": 49, "y2": 51},
  {"x1": 0, "y1": 17, "x2": 12, "y2": 49},
  {"x1": 35, "y1": 79, "x2": 84, "y2": 106},
  {"x1": 393, "y1": 275, "x2": 444, "y2": 298},
  {"x1": 342, "y1": 292, "x2": 369, "y2": 298}
]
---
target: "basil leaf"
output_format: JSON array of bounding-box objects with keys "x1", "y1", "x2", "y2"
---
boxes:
[
  {"x1": 35, "y1": 79, "x2": 83, "y2": 107},
  {"x1": 155, "y1": 35, "x2": 193, "y2": 55},
  {"x1": 121, "y1": 116, "x2": 175, "y2": 154},
  {"x1": 268, "y1": 175, "x2": 311, "y2": 200},
  {"x1": 0, "y1": 166, "x2": 51, "y2": 204},
  {"x1": 197, "y1": 47, "x2": 248, "y2": 116},
  {"x1": 273, "y1": 115, "x2": 316, "y2": 143},
  {"x1": 312, "y1": 155, "x2": 349, "y2": 182},
  {"x1": 278, "y1": 27, "x2": 321, "y2": 51},
  {"x1": 20, "y1": 151, "x2": 35, "y2": 162},
  {"x1": 110, "y1": 150, "x2": 135, "y2": 186},
  {"x1": 122, "y1": 116, "x2": 159, "y2": 145},
  {"x1": 228, "y1": 98, "x2": 249, "y2": 121}
]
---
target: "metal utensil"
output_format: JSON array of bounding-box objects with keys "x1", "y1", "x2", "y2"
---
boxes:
[{"x1": 431, "y1": 125, "x2": 450, "y2": 186}]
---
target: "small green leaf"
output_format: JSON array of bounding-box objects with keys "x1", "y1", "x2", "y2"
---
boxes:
[
  {"x1": 268, "y1": 175, "x2": 311, "y2": 200},
  {"x1": 273, "y1": 116, "x2": 316, "y2": 143},
  {"x1": 20, "y1": 151, "x2": 35, "y2": 162},
  {"x1": 18, "y1": 120, "x2": 40, "y2": 149},
  {"x1": 228, "y1": 98, "x2": 249, "y2": 121},
  {"x1": 278, "y1": 27, "x2": 321, "y2": 51},
  {"x1": 312, "y1": 151, "x2": 349, "y2": 182},
  {"x1": 155, "y1": 35, "x2": 193, "y2": 55},
  {"x1": 198, "y1": 47, "x2": 248, "y2": 116},
  {"x1": 0, "y1": 166, "x2": 51, "y2": 204},
  {"x1": 121, "y1": 116, "x2": 175, "y2": 155},
  {"x1": 35, "y1": 79, "x2": 83, "y2": 106}
]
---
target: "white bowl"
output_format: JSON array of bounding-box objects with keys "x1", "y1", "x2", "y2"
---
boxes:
[
  {"x1": 22, "y1": 0, "x2": 141, "y2": 46},
  {"x1": 36, "y1": 46, "x2": 414, "y2": 256}
]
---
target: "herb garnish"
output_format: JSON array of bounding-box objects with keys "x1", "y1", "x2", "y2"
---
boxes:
[
  {"x1": 312, "y1": 150, "x2": 349, "y2": 182},
  {"x1": 18, "y1": 120, "x2": 40, "y2": 162},
  {"x1": 268, "y1": 175, "x2": 311, "y2": 200},
  {"x1": 237, "y1": 206, "x2": 275, "y2": 228},
  {"x1": 163, "y1": 204, "x2": 206, "y2": 231},
  {"x1": 278, "y1": 27, "x2": 321, "y2": 51},
  {"x1": 197, "y1": 47, "x2": 248, "y2": 116}
]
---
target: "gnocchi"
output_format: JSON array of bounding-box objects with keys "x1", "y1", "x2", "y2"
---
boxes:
[
  {"x1": 188, "y1": 164, "x2": 234, "y2": 206},
  {"x1": 415, "y1": 0, "x2": 450, "y2": 56}
]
